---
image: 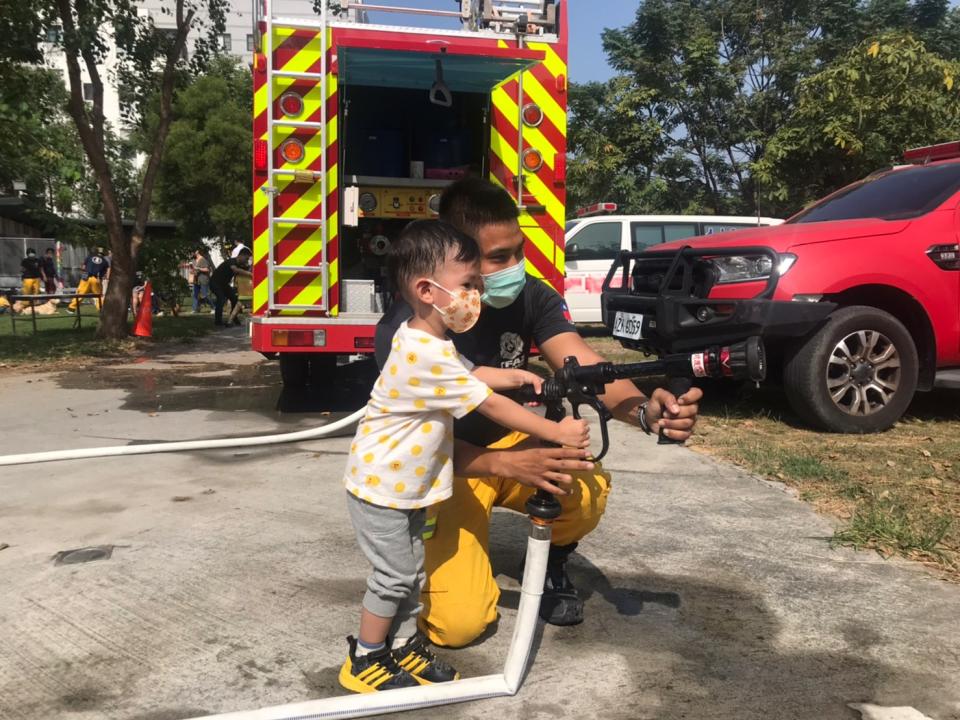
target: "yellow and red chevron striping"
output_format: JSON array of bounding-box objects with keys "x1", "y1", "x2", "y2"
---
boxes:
[
  {"x1": 253, "y1": 26, "x2": 339, "y2": 316},
  {"x1": 488, "y1": 39, "x2": 568, "y2": 291}
]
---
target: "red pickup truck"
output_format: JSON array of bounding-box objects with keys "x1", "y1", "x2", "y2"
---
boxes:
[{"x1": 603, "y1": 142, "x2": 960, "y2": 433}]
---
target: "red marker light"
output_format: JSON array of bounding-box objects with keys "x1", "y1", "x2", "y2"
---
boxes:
[
  {"x1": 521, "y1": 103, "x2": 543, "y2": 128},
  {"x1": 279, "y1": 91, "x2": 303, "y2": 117},
  {"x1": 254, "y1": 139, "x2": 268, "y2": 171}
]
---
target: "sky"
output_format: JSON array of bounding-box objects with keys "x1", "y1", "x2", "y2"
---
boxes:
[{"x1": 567, "y1": 0, "x2": 638, "y2": 82}]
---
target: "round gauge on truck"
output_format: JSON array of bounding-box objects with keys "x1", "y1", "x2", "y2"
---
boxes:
[
  {"x1": 359, "y1": 192, "x2": 378, "y2": 213},
  {"x1": 427, "y1": 194, "x2": 441, "y2": 215}
]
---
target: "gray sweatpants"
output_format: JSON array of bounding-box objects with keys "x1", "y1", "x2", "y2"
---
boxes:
[{"x1": 346, "y1": 493, "x2": 426, "y2": 640}]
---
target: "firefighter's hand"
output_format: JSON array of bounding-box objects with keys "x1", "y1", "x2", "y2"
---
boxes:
[
  {"x1": 492, "y1": 443, "x2": 594, "y2": 496},
  {"x1": 645, "y1": 386, "x2": 703, "y2": 441}
]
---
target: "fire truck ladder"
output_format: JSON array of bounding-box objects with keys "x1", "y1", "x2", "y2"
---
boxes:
[{"x1": 258, "y1": 0, "x2": 331, "y2": 313}]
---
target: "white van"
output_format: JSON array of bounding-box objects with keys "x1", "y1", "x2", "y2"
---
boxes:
[{"x1": 562, "y1": 214, "x2": 783, "y2": 323}]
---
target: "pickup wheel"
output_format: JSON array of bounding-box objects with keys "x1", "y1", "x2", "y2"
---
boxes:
[{"x1": 783, "y1": 306, "x2": 918, "y2": 433}]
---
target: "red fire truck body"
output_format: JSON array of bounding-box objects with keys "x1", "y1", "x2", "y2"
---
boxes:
[{"x1": 249, "y1": 1, "x2": 569, "y2": 383}]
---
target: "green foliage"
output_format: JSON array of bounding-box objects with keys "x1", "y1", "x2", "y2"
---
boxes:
[
  {"x1": 568, "y1": 0, "x2": 960, "y2": 218},
  {"x1": 136, "y1": 233, "x2": 193, "y2": 306},
  {"x1": 756, "y1": 32, "x2": 960, "y2": 212},
  {"x1": 154, "y1": 56, "x2": 253, "y2": 247}
]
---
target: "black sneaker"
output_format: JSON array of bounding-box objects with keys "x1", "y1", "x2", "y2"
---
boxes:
[
  {"x1": 538, "y1": 542, "x2": 584, "y2": 626},
  {"x1": 338, "y1": 636, "x2": 419, "y2": 693},
  {"x1": 392, "y1": 632, "x2": 459, "y2": 684}
]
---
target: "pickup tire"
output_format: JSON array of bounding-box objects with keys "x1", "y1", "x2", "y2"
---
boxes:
[{"x1": 783, "y1": 306, "x2": 918, "y2": 433}]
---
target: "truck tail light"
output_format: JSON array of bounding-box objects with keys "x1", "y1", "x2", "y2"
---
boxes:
[
  {"x1": 927, "y1": 243, "x2": 960, "y2": 270},
  {"x1": 254, "y1": 139, "x2": 268, "y2": 171},
  {"x1": 354, "y1": 336, "x2": 375, "y2": 349},
  {"x1": 273, "y1": 330, "x2": 326, "y2": 347}
]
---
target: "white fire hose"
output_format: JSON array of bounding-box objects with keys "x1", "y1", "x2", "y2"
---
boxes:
[
  {"x1": 187, "y1": 521, "x2": 552, "y2": 720},
  {"x1": 0, "y1": 410, "x2": 557, "y2": 718},
  {"x1": 0, "y1": 408, "x2": 367, "y2": 466}
]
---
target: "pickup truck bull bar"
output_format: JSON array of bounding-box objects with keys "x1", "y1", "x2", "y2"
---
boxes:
[{"x1": 600, "y1": 245, "x2": 836, "y2": 354}]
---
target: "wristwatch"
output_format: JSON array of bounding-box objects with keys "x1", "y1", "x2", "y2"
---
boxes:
[{"x1": 636, "y1": 401, "x2": 653, "y2": 435}]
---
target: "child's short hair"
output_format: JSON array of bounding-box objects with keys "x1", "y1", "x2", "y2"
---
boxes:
[{"x1": 387, "y1": 220, "x2": 480, "y2": 300}]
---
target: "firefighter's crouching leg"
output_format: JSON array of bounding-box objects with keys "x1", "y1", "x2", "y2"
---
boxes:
[{"x1": 418, "y1": 432, "x2": 612, "y2": 648}]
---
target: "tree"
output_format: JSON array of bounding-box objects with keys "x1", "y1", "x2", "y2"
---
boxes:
[
  {"x1": 756, "y1": 32, "x2": 960, "y2": 213},
  {"x1": 154, "y1": 56, "x2": 252, "y2": 251},
  {"x1": 567, "y1": 0, "x2": 960, "y2": 217},
  {"x1": 38, "y1": 0, "x2": 227, "y2": 339}
]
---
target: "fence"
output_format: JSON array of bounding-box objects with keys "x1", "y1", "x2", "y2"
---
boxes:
[{"x1": 0, "y1": 237, "x2": 88, "y2": 289}]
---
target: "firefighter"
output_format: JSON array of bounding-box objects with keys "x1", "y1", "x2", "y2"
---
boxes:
[
  {"x1": 68, "y1": 247, "x2": 109, "y2": 312},
  {"x1": 375, "y1": 178, "x2": 703, "y2": 647},
  {"x1": 19, "y1": 248, "x2": 44, "y2": 305},
  {"x1": 41, "y1": 247, "x2": 61, "y2": 294},
  {"x1": 210, "y1": 247, "x2": 252, "y2": 327}
]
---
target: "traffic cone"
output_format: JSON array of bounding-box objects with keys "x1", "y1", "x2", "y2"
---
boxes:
[{"x1": 132, "y1": 281, "x2": 153, "y2": 338}]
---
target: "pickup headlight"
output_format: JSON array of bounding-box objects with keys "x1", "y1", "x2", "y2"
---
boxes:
[{"x1": 711, "y1": 253, "x2": 797, "y2": 284}]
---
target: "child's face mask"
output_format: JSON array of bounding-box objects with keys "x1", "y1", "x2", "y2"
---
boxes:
[{"x1": 428, "y1": 280, "x2": 481, "y2": 333}]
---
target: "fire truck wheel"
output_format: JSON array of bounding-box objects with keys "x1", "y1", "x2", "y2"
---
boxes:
[
  {"x1": 783, "y1": 305, "x2": 918, "y2": 433},
  {"x1": 279, "y1": 354, "x2": 310, "y2": 388},
  {"x1": 279, "y1": 354, "x2": 337, "y2": 389}
]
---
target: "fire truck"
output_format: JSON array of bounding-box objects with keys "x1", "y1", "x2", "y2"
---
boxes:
[{"x1": 249, "y1": 0, "x2": 569, "y2": 387}]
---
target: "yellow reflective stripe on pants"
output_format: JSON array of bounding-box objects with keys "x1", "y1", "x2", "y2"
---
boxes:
[{"x1": 421, "y1": 515, "x2": 437, "y2": 540}]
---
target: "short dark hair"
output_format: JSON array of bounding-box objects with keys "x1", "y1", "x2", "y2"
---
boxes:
[
  {"x1": 45, "y1": 247, "x2": 54, "y2": 254},
  {"x1": 439, "y1": 177, "x2": 519, "y2": 238},
  {"x1": 387, "y1": 220, "x2": 480, "y2": 298}
]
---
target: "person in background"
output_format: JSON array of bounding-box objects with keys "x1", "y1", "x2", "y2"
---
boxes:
[
  {"x1": 20, "y1": 248, "x2": 44, "y2": 305},
  {"x1": 210, "y1": 248, "x2": 252, "y2": 327},
  {"x1": 191, "y1": 248, "x2": 212, "y2": 313},
  {"x1": 230, "y1": 240, "x2": 249, "y2": 259},
  {"x1": 41, "y1": 247, "x2": 61, "y2": 294},
  {"x1": 68, "y1": 247, "x2": 109, "y2": 312}
]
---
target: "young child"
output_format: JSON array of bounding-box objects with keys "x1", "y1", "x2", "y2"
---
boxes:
[{"x1": 339, "y1": 220, "x2": 589, "y2": 693}]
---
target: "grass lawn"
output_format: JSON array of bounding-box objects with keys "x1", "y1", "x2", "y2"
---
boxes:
[
  {"x1": 573, "y1": 332, "x2": 959, "y2": 578},
  {"x1": 0, "y1": 309, "x2": 214, "y2": 366}
]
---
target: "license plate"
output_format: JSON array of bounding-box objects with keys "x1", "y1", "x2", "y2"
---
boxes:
[{"x1": 613, "y1": 311, "x2": 644, "y2": 340}]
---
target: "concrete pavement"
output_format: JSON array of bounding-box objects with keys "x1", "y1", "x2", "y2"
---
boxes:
[{"x1": 1, "y1": 332, "x2": 958, "y2": 720}]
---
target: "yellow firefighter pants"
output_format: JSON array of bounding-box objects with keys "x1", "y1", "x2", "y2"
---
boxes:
[
  {"x1": 418, "y1": 431, "x2": 612, "y2": 648},
  {"x1": 21, "y1": 278, "x2": 40, "y2": 300},
  {"x1": 68, "y1": 277, "x2": 103, "y2": 311}
]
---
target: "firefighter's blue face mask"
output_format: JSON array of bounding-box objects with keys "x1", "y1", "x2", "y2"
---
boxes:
[{"x1": 480, "y1": 258, "x2": 526, "y2": 309}]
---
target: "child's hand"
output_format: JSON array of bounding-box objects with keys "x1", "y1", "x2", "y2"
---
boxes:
[
  {"x1": 512, "y1": 369, "x2": 543, "y2": 394},
  {"x1": 553, "y1": 416, "x2": 590, "y2": 449}
]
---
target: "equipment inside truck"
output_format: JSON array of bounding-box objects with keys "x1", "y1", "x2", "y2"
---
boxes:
[{"x1": 335, "y1": 45, "x2": 541, "y2": 313}]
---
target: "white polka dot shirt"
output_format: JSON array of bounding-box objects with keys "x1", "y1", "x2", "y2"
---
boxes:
[{"x1": 344, "y1": 322, "x2": 492, "y2": 509}]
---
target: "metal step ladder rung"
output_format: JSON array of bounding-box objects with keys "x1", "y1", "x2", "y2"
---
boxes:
[
  {"x1": 270, "y1": 304, "x2": 329, "y2": 311},
  {"x1": 272, "y1": 217, "x2": 325, "y2": 226},
  {"x1": 273, "y1": 120, "x2": 325, "y2": 129},
  {"x1": 273, "y1": 70, "x2": 325, "y2": 80},
  {"x1": 273, "y1": 265, "x2": 326, "y2": 273}
]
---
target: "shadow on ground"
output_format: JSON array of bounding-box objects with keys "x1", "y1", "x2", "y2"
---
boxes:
[{"x1": 484, "y1": 510, "x2": 950, "y2": 719}]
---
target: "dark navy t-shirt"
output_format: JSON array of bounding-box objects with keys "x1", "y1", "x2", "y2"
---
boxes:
[
  {"x1": 375, "y1": 275, "x2": 576, "y2": 447},
  {"x1": 82, "y1": 254, "x2": 109, "y2": 279}
]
